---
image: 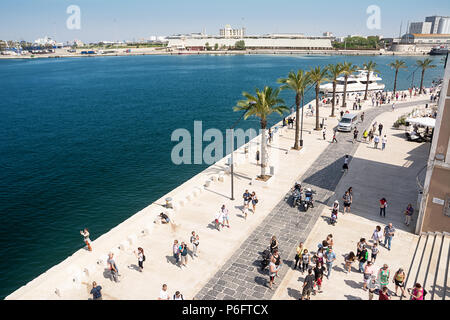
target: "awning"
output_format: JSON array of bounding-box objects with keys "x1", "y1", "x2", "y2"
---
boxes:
[{"x1": 405, "y1": 117, "x2": 436, "y2": 128}]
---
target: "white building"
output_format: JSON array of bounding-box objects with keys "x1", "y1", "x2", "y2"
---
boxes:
[
  {"x1": 409, "y1": 22, "x2": 432, "y2": 34},
  {"x1": 438, "y1": 17, "x2": 450, "y2": 34},
  {"x1": 34, "y1": 36, "x2": 56, "y2": 46},
  {"x1": 220, "y1": 25, "x2": 245, "y2": 38},
  {"x1": 392, "y1": 33, "x2": 450, "y2": 52},
  {"x1": 425, "y1": 16, "x2": 447, "y2": 34}
]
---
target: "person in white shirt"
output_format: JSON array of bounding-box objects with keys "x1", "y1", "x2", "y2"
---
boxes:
[
  {"x1": 382, "y1": 135, "x2": 387, "y2": 151},
  {"x1": 221, "y1": 205, "x2": 230, "y2": 228},
  {"x1": 158, "y1": 284, "x2": 170, "y2": 300}
]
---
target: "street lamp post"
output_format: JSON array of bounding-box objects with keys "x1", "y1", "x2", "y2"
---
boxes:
[{"x1": 300, "y1": 95, "x2": 304, "y2": 147}]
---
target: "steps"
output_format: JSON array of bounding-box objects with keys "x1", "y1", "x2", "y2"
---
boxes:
[{"x1": 403, "y1": 232, "x2": 449, "y2": 300}]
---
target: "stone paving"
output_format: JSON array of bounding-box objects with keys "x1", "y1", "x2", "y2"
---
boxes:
[{"x1": 194, "y1": 98, "x2": 430, "y2": 300}]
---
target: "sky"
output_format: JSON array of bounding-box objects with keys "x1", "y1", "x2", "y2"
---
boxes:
[{"x1": 1, "y1": 0, "x2": 449, "y2": 43}]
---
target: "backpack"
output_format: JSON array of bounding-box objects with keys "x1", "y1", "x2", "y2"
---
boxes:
[{"x1": 143, "y1": 255, "x2": 146, "y2": 262}]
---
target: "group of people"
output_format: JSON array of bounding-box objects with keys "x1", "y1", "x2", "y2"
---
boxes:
[
  {"x1": 158, "y1": 284, "x2": 184, "y2": 300},
  {"x1": 172, "y1": 231, "x2": 200, "y2": 267},
  {"x1": 242, "y1": 190, "x2": 259, "y2": 219}
]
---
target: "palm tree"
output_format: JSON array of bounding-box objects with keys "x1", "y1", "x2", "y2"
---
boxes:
[
  {"x1": 234, "y1": 87, "x2": 289, "y2": 178},
  {"x1": 307, "y1": 67, "x2": 329, "y2": 131},
  {"x1": 341, "y1": 62, "x2": 359, "y2": 109},
  {"x1": 389, "y1": 60, "x2": 407, "y2": 95},
  {"x1": 416, "y1": 58, "x2": 437, "y2": 94},
  {"x1": 362, "y1": 61, "x2": 380, "y2": 100},
  {"x1": 326, "y1": 63, "x2": 344, "y2": 117},
  {"x1": 278, "y1": 70, "x2": 311, "y2": 150}
]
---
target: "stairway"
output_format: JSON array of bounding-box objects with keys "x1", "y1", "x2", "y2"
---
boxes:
[{"x1": 402, "y1": 232, "x2": 449, "y2": 300}]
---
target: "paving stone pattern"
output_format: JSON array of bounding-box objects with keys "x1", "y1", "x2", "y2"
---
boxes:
[{"x1": 194, "y1": 99, "x2": 430, "y2": 300}]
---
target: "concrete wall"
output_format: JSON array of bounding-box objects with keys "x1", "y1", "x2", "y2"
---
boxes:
[{"x1": 422, "y1": 167, "x2": 450, "y2": 232}]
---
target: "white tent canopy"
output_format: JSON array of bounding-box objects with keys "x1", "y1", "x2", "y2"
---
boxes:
[{"x1": 406, "y1": 117, "x2": 436, "y2": 128}]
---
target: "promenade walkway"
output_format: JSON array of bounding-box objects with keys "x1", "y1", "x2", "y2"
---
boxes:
[
  {"x1": 273, "y1": 103, "x2": 432, "y2": 300},
  {"x1": 194, "y1": 98, "x2": 431, "y2": 300}
]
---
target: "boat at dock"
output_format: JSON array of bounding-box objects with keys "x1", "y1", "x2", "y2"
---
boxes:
[{"x1": 319, "y1": 69, "x2": 385, "y2": 94}]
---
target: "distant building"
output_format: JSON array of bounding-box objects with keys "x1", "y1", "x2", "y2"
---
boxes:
[
  {"x1": 438, "y1": 17, "x2": 450, "y2": 34},
  {"x1": 73, "y1": 39, "x2": 84, "y2": 47},
  {"x1": 323, "y1": 32, "x2": 334, "y2": 37},
  {"x1": 392, "y1": 33, "x2": 450, "y2": 52},
  {"x1": 417, "y1": 62, "x2": 450, "y2": 233},
  {"x1": 34, "y1": 36, "x2": 56, "y2": 46},
  {"x1": 425, "y1": 16, "x2": 449, "y2": 34},
  {"x1": 409, "y1": 22, "x2": 432, "y2": 34},
  {"x1": 220, "y1": 25, "x2": 245, "y2": 38}
]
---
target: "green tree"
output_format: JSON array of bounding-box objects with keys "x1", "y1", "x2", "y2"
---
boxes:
[
  {"x1": 326, "y1": 63, "x2": 344, "y2": 117},
  {"x1": 234, "y1": 87, "x2": 288, "y2": 178},
  {"x1": 214, "y1": 43, "x2": 219, "y2": 51},
  {"x1": 235, "y1": 40, "x2": 246, "y2": 50},
  {"x1": 205, "y1": 42, "x2": 211, "y2": 51},
  {"x1": 389, "y1": 60, "x2": 407, "y2": 95},
  {"x1": 307, "y1": 67, "x2": 329, "y2": 130},
  {"x1": 362, "y1": 61, "x2": 380, "y2": 100},
  {"x1": 416, "y1": 58, "x2": 437, "y2": 94},
  {"x1": 341, "y1": 62, "x2": 359, "y2": 108},
  {"x1": 278, "y1": 70, "x2": 311, "y2": 150}
]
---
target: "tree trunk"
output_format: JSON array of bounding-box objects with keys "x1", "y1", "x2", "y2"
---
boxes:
[
  {"x1": 294, "y1": 93, "x2": 301, "y2": 150},
  {"x1": 393, "y1": 69, "x2": 398, "y2": 95},
  {"x1": 342, "y1": 76, "x2": 348, "y2": 108},
  {"x1": 420, "y1": 69, "x2": 425, "y2": 94},
  {"x1": 331, "y1": 80, "x2": 337, "y2": 117},
  {"x1": 260, "y1": 120, "x2": 268, "y2": 177},
  {"x1": 315, "y1": 85, "x2": 320, "y2": 130},
  {"x1": 364, "y1": 73, "x2": 370, "y2": 100}
]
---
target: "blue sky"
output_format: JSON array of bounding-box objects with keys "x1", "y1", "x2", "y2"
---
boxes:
[{"x1": 1, "y1": 0, "x2": 449, "y2": 42}]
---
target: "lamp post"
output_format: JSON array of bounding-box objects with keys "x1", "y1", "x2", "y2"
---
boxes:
[{"x1": 300, "y1": 95, "x2": 304, "y2": 147}]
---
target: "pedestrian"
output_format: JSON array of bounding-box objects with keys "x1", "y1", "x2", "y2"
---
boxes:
[
  {"x1": 272, "y1": 249, "x2": 282, "y2": 277},
  {"x1": 363, "y1": 130, "x2": 368, "y2": 143},
  {"x1": 325, "y1": 247, "x2": 336, "y2": 279},
  {"x1": 301, "y1": 269, "x2": 316, "y2": 300},
  {"x1": 372, "y1": 226, "x2": 383, "y2": 245},
  {"x1": 342, "y1": 155, "x2": 349, "y2": 173},
  {"x1": 393, "y1": 268, "x2": 407, "y2": 298},
  {"x1": 190, "y1": 231, "x2": 199, "y2": 257},
  {"x1": 382, "y1": 135, "x2": 387, "y2": 151},
  {"x1": 243, "y1": 190, "x2": 251, "y2": 207},
  {"x1": 134, "y1": 247, "x2": 145, "y2": 272},
  {"x1": 356, "y1": 238, "x2": 366, "y2": 257},
  {"x1": 404, "y1": 204, "x2": 414, "y2": 226},
  {"x1": 173, "y1": 291, "x2": 184, "y2": 300},
  {"x1": 256, "y1": 150, "x2": 260, "y2": 165},
  {"x1": 379, "y1": 286, "x2": 391, "y2": 300},
  {"x1": 352, "y1": 128, "x2": 359, "y2": 144},
  {"x1": 326, "y1": 234, "x2": 334, "y2": 247},
  {"x1": 214, "y1": 210, "x2": 223, "y2": 231},
  {"x1": 313, "y1": 262, "x2": 325, "y2": 293},
  {"x1": 107, "y1": 252, "x2": 119, "y2": 283},
  {"x1": 173, "y1": 240, "x2": 180, "y2": 265},
  {"x1": 251, "y1": 192, "x2": 258, "y2": 214},
  {"x1": 340, "y1": 110, "x2": 344, "y2": 118},
  {"x1": 371, "y1": 243, "x2": 379, "y2": 263},
  {"x1": 408, "y1": 283, "x2": 425, "y2": 300},
  {"x1": 332, "y1": 130, "x2": 338, "y2": 143},
  {"x1": 90, "y1": 281, "x2": 102, "y2": 300},
  {"x1": 270, "y1": 235, "x2": 279, "y2": 254},
  {"x1": 158, "y1": 284, "x2": 170, "y2": 300},
  {"x1": 368, "y1": 275, "x2": 377, "y2": 300},
  {"x1": 268, "y1": 255, "x2": 277, "y2": 290},
  {"x1": 363, "y1": 261, "x2": 375, "y2": 290},
  {"x1": 180, "y1": 242, "x2": 188, "y2": 267},
  {"x1": 342, "y1": 190, "x2": 352, "y2": 214},
  {"x1": 383, "y1": 223, "x2": 395, "y2": 250},
  {"x1": 374, "y1": 135, "x2": 380, "y2": 149},
  {"x1": 379, "y1": 198, "x2": 387, "y2": 217},
  {"x1": 369, "y1": 130, "x2": 374, "y2": 143},
  {"x1": 80, "y1": 228, "x2": 92, "y2": 251},
  {"x1": 301, "y1": 249, "x2": 310, "y2": 274},
  {"x1": 344, "y1": 251, "x2": 356, "y2": 273},
  {"x1": 377, "y1": 264, "x2": 391, "y2": 290},
  {"x1": 322, "y1": 127, "x2": 326, "y2": 140},
  {"x1": 392, "y1": 103, "x2": 395, "y2": 112},
  {"x1": 294, "y1": 242, "x2": 304, "y2": 270},
  {"x1": 378, "y1": 123, "x2": 383, "y2": 136},
  {"x1": 221, "y1": 205, "x2": 230, "y2": 228},
  {"x1": 358, "y1": 245, "x2": 369, "y2": 273},
  {"x1": 361, "y1": 112, "x2": 365, "y2": 122}
]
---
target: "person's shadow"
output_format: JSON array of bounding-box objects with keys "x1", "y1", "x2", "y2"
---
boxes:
[
  {"x1": 166, "y1": 255, "x2": 182, "y2": 269},
  {"x1": 128, "y1": 264, "x2": 140, "y2": 272}
]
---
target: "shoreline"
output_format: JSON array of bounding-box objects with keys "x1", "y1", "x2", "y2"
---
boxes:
[{"x1": 0, "y1": 49, "x2": 431, "y2": 60}]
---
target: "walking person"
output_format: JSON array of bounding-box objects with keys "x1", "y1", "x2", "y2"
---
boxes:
[
  {"x1": 158, "y1": 284, "x2": 170, "y2": 300},
  {"x1": 344, "y1": 251, "x2": 357, "y2": 273},
  {"x1": 294, "y1": 242, "x2": 304, "y2": 270},
  {"x1": 378, "y1": 123, "x2": 384, "y2": 136},
  {"x1": 272, "y1": 249, "x2": 282, "y2": 277},
  {"x1": 377, "y1": 264, "x2": 391, "y2": 291},
  {"x1": 107, "y1": 252, "x2": 120, "y2": 283},
  {"x1": 270, "y1": 236, "x2": 279, "y2": 254},
  {"x1": 325, "y1": 247, "x2": 336, "y2": 279},
  {"x1": 214, "y1": 210, "x2": 223, "y2": 231},
  {"x1": 379, "y1": 286, "x2": 391, "y2": 300},
  {"x1": 190, "y1": 231, "x2": 199, "y2": 257},
  {"x1": 134, "y1": 247, "x2": 145, "y2": 272},
  {"x1": 404, "y1": 204, "x2": 414, "y2": 226},
  {"x1": 363, "y1": 129, "x2": 368, "y2": 143},
  {"x1": 368, "y1": 275, "x2": 377, "y2": 300},
  {"x1": 383, "y1": 223, "x2": 395, "y2": 251},
  {"x1": 393, "y1": 268, "x2": 407, "y2": 298},
  {"x1": 301, "y1": 269, "x2": 316, "y2": 300},
  {"x1": 357, "y1": 238, "x2": 367, "y2": 257},
  {"x1": 251, "y1": 192, "x2": 258, "y2": 214},
  {"x1": 173, "y1": 291, "x2": 184, "y2": 300},
  {"x1": 90, "y1": 281, "x2": 102, "y2": 300},
  {"x1": 363, "y1": 261, "x2": 375, "y2": 290},
  {"x1": 256, "y1": 150, "x2": 260, "y2": 165},
  {"x1": 372, "y1": 226, "x2": 383, "y2": 245},
  {"x1": 352, "y1": 128, "x2": 359, "y2": 144},
  {"x1": 374, "y1": 135, "x2": 380, "y2": 149},
  {"x1": 173, "y1": 240, "x2": 180, "y2": 265},
  {"x1": 221, "y1": 205, "x2": 230, "y2": 228},
  {"x1": 408, "y1": 283, "x2": 425, "y2": 300},
  {"x1": 332, "y1": 130, "x2": 338, "y2": 143},
  {"x1": 361, "y1": 112, "x2": 365, "y2": 122},
  {"x1": 342, "y1": 191, "x2": 352, "y2": 214},
  {"x1": 322, "y1": 127, "x2": 326, "y2": 140},
  {"x1": 180, "y1": 242, "x2": 188, "y2": 267},
  {"x1": 358, "y1": 245, "x2": 369, "y2": 273},
  {"x1": 80, "y1": 228, "x2": 92, "y2": 251},
  {"x1": 342, "y1": 155, "x2": 349, "y2": 173},
  {"x1": 301, "y1": 249, "x2": 311, "y2": 274},
  {"x1": 369, "y1": 130, "x2": 374, "y2": 143},
  {"x1": 268, "y1": 255, "x2": 278, "y2": 290},
  {"x1": 379, "y1": 198, "x2": 387, "y2": 218},
  {"x1": 382, "y1": 135, "x2": 387, "y2": 151},
  {"x1": 371, "y1": 243, "x2": 379, "y2": 263},
  {"x1": 313, "y1": 262, "x2": 325, "y2": 294}
]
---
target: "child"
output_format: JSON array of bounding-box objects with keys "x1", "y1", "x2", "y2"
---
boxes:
[{"x1": 371, "y1": 243, "x2": 379, "y2": 263}]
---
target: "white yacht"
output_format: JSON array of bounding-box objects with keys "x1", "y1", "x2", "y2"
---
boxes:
[{"x1": 320, "y1": 70, "x2": 385, "y2": 95}]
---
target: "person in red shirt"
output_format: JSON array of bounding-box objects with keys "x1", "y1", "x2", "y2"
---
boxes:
[
  {"x1": 379, "y1": 286, "x2": 390, "y2": 300},
  {"x1": 379, "y1": 198, "x2": 387, "y2": 218}
]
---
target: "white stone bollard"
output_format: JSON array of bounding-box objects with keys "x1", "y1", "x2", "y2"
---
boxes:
[
  {"x1": 127, "y1": 234, "x2": 138, "y2": 245},
  {"x1": 97, "y1": 255, "x2": 108, "y2": 267},
  {"x1": 205, "y1": 180, "x2": 211, "y2": 187},
  {"x1": 84, "y1": 264, "x2": 97, "y2": 277},
  {"x1": 119, "y1": 240, "x2": 130, "y2": 251},
  {"x1": 193, "y1": 188, "x2": 200, "y2": 197},
  {"x1": 143, "y1": 223, "x2": 154, "y2": 235},
  {"x1": 178, "y1": 199, "x2": 185, "y2": 207},
  {"x1": 186, "y1": 193, "x2": 193, "y2": 201}
]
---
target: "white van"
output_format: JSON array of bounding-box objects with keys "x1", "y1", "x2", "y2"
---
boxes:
[{"x1": 338, "y1": 114, "x2": 358, "y2": 132}]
